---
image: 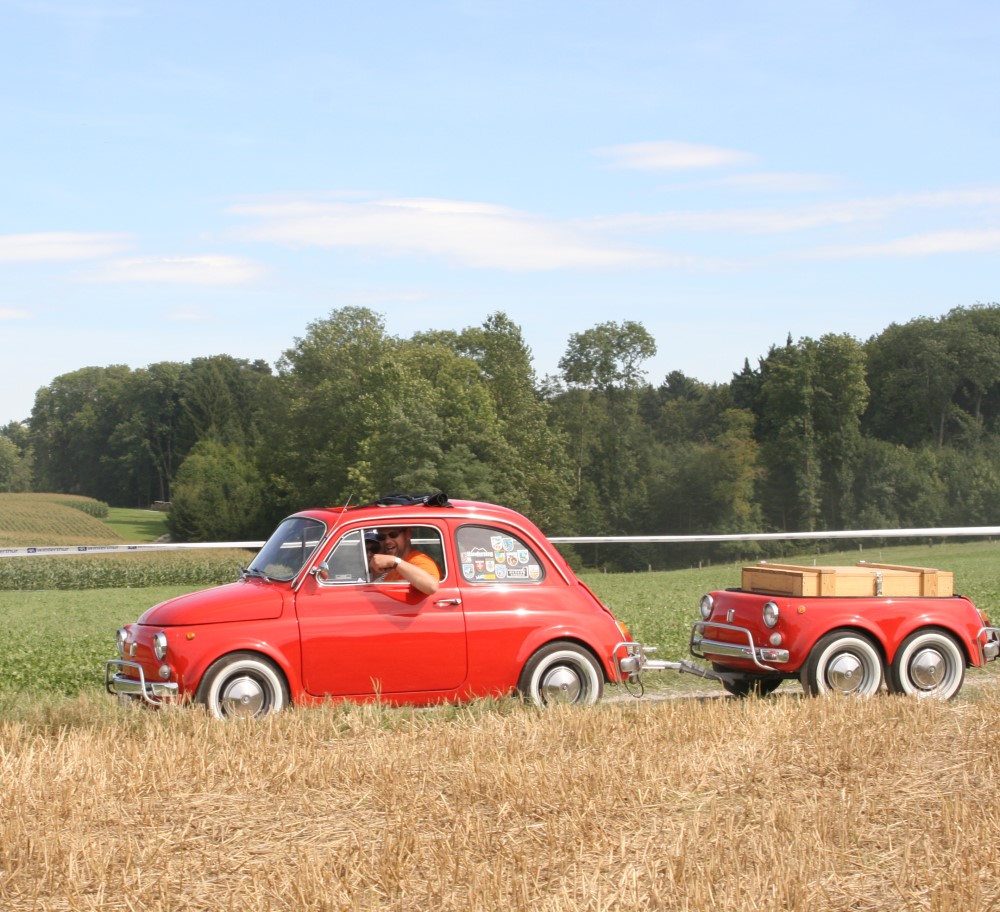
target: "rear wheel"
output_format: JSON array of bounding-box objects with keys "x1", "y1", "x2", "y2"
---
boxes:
[
  {"x1": 888, "y1": 629, "x2": 965, "y2": 700},
  {"x1": 517, "y1": 642, "x2": 604, "y2": 707},
  {"x1": 800, "y1": 632, "x2": 883, "y2": 697},
  {"x1": 196, "y1": 652, "x2": 289, "y2": 719}
]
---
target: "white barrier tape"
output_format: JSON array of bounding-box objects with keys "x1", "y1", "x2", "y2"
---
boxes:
[
  {"x1": 550, "y1": 526, "x2": 1000, "y2": 544},
  {"x1": 3, "y1": 526, "x2": 1000, "y2": 559},
  {"x1": 0, "y1": 541, "x2": 264, "y2": 559}
]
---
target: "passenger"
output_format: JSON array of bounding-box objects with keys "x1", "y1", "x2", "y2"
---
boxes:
[
  {"x1": 369, "y1": 527, "x2": 440, "y2": 595},
  {"x1": 365, "y1": 531, "x2": 385, "y2": 581}
]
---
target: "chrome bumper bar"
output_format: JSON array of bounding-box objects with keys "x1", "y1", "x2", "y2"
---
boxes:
[
  {"x1": 978, "y1": 627, "x2": 1000, "y2": 665},
  {"x1": 105, "y1": 659, "x2": 178, "y2": 706},
  {"x1": 690, "y1": 621, "x2": 789, "y2": 670}
]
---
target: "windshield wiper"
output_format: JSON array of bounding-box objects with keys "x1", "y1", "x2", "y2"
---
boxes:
[{"x1": 239, "y1": 566, "x2": 271, "y2": 582}]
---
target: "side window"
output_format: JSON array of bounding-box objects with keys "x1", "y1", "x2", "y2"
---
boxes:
[
  {"x1": 321, "y1": 530, "x2": 368, "y2": 584},
  {"x1": 367, "y1": 525, "x2": 447, "y2": 582},
  {"x1": 456, "y1": 525, "x2": 545, "y2": 584}
]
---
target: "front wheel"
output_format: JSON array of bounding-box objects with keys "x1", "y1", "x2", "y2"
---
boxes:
[
  {"x1": 888, "y1": 629, "x2": 965, "y2": 700},
  {"x1": 800, "y1": 632, "x2": 883, "y2": 697},
  {"x1": 517, "y1": 642, "x2": 604, "y2": 707},
  {"x1": 196, "y1": 652, "x2": 289, "y2": 719}
]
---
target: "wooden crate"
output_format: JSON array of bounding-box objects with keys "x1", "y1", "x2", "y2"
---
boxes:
[{"x1": 741, "y1": 561, "x2": 953, "y2": 597}]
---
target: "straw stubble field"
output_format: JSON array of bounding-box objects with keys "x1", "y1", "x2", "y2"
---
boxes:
[{"x1": 3, "y1": 688, "x2": 1000, "y2": 912}]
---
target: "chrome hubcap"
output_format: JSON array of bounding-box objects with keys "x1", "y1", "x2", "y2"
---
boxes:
[
  {"x1": 220, "y1": 676, "x2": 265, "y2": 717},
  {"x1": 827, "y1": 653, "x2": 866, "y2": 694},
  {"x1": 540, "y1": 665, "x2": 582, "y2": 703},
  {"x1": 909, "y1": 647, "x2": 945, "y2": 690}
]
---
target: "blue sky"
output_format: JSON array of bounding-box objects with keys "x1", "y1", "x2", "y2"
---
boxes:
[{"x1": 2, "y1": 1, "x2": 999, "y2": 426}]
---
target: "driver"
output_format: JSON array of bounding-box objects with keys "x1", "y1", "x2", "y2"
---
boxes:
[{"x1": 369, "y1": 527, "x2": 440, "y2": 595}]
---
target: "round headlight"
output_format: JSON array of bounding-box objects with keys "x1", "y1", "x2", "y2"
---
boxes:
[
  {"x1": 152, "y1": 631, "x2": 168, "y2": 661},
  {"x1": 699, "y1": 594, "x2": 714, "y2": 619},
  {"x1": 116, "y1": 627, "x2": 128, "y2": 656},
  {"x1": 763, "y1": 601, "x2": 780, "y2": 628}
]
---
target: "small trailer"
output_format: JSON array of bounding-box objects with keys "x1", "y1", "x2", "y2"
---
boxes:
[{"x1": 618, "y1": 561, "x2": 1000, "y2": 700}]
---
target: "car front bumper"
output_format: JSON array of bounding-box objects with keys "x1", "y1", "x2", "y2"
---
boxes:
[{"x1": 105, "y1": 659, "x2": 179, "y2": 705}]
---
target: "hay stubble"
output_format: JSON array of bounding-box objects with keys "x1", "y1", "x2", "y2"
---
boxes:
[{"x1": 2, "y1": 691, "x2": 1000, "y2": 911}]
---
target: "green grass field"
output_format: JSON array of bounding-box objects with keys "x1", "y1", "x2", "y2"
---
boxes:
[
  {"x1": 4, "y1": 493, "x2": 1000, "y2": 703},
  {"x1": 105, "y1": 506, "x2": 169, "y2": 542},
  {"x1": 2, "y1": 538, "x2": 1000, "y2": 703}
]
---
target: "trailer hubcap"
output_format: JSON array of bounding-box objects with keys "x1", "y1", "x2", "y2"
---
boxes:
[
  {"x1": 827, "y1": 654, "x2": 865, "y2": 694},
  {"x1": 909, "y1": 648, "x2": 945, "y2": 689}
]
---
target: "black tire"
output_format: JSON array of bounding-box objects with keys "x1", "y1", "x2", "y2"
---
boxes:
[
  {"x1": 800, "y1": 631, "x2": 883, "y2": 697},
  {"x1": 888, "y1": 629, "x2": 965, "y2": 700},
  {"x1": 196, "y1": 651, "x2": 289, "y2": 719},
  {"x1": 517, "y1": 641, "x2": 604, "y2": 707},
  {"x1": 720, "y1": 674, "x2": 783, "y2": 698}
]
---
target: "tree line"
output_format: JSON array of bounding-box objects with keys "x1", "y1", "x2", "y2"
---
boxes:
[{"x1": 3, "y1": 303, "x2": 1000, "y2": 569}]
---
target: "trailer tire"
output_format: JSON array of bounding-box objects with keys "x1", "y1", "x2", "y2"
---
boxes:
[
  {"x1": 888, "y1": 629, "x2": 965, "y2": 700},
  {"x1": 800, "y1": 631, "x2": 883, "y2": 697}
]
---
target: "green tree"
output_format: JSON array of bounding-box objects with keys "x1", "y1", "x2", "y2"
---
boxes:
[
  {"x1": 29, "y1": 365, "x2": 132, "y2": 501},
  {"x1": 0, "y1": 422, "x2": 32, "y2": 492},
  {"x1": 555, "y1": 321, "x2": 658, "y2": 536},
  {"x1": 259, "y1": 307, "x2": 399, "y2": 511},
  {"x1": 167, "y1": 440, "x2": 265, "y2": 542},
  {"x1": 756, "y1": 334, "x2": 868, "y2": 531}
]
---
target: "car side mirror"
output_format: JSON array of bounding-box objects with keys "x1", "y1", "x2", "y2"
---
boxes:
[{"x1": 311, "y1": 561, "x2": 330, "y2": 581}]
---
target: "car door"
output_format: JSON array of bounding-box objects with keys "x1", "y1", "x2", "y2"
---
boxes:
[{"x1": 295, "y1": 525, "x2": 468, "y2": 697}]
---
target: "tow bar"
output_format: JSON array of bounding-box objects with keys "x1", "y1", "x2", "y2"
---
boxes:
[{"x1": 615, "y1": 641, "x2": 744, "y2": 695}]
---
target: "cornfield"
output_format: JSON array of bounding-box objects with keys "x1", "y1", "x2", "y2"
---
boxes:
[
  {"x1": 2, "y1": 687, "x2": 1000, "y2": 911},
  {"x1": 0, "y1": 549, "x2": 254, "y2": 591}
]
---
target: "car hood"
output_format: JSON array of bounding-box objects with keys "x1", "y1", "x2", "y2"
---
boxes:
[{"x1": 137, "y1": 580, "x2": 287, "y2": 626}]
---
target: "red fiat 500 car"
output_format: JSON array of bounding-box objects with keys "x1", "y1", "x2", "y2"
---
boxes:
[{"x1": 106, "y1": 495, "x2": 633, "y2": 717}]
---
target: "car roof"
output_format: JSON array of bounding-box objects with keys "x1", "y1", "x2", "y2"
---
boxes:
[{"x1": 292, "y1": 499, "x2": 536, "y2": 529}]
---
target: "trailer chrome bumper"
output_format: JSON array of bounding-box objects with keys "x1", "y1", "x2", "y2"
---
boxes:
[
  {"x1": 690, "y1": 621, "x2": 789, "y2": 670},
  {"x1": 105, "y1": 659, "x2": 178, "y2": 706},
  {"x1": 978, "y1": 627, "x2": 1000, "y2": 665}
]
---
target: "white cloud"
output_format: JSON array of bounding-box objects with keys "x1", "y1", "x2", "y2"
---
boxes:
[
  {"x1": 594, "y1": 188, "x2": 1000, "y2": 236},
  {"x1": 231, "y1": 196, "x2": 649, "y2": 271},
  {"x1": 596, "y1": 141, "x2": 753, "y2": 171},
  {"x1": 0, "y1": 232, "x2": 129, "y2": 262},
  {"x1": 812, "y1": 229, "x2": 1000, "y2": 260},
  {"x1": 0, "y1": 308, "x2": 31, "y2": 320},
  {"x1": 709, "y1": 172, "x2": 841, "y2": 194},
  {"x1": 81, "y1": 254, "x2": 264, "y2": 285}
]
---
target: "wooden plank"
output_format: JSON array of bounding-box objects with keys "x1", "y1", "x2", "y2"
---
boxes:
[{"x1": 741, "y1": 561, "x2": 954, "y2": 597}]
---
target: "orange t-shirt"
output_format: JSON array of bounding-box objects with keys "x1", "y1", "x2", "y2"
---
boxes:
[{"x1": 382, "y1": 548, "x2": 441, "y2": 583}]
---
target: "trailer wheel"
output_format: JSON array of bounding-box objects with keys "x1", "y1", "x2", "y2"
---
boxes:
[
  {"x1": 517, "y1": 642, "x2": 604, "y2": 707},
  {"x1": 800, "y1": 632, "x2": 883, "y2": 697},
  {"x1": 196, "y1": 652, "x2": 289, "y2": 719},
  {"x1": 888, "y1": 629, "x2": 965, "y2": 700},
  {"x1": 720, "y1": 674, "x2": 783, "y2": 698}
]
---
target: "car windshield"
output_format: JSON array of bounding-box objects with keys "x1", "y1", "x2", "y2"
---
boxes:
[{"x1": 246, "y1": 517, "x2": 327, "y2": 581}]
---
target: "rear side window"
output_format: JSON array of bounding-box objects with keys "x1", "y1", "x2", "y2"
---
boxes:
[{"x1": 456, "y1": 525, "x2": 545, "y2": 584}]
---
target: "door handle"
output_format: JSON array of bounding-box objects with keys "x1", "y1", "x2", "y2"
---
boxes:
[{"x1": 435, "y1": 598, "x2": 462, "y2": 607}]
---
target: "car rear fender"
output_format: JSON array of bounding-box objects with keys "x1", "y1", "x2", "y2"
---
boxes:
[{"x1": 514, "y1": 629, "x2": 614, "y2": 683}]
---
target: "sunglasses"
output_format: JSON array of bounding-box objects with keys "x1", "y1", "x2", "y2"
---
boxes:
[{"x1": 377, "y1": 530, "x2": 405, "y2": 541}]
